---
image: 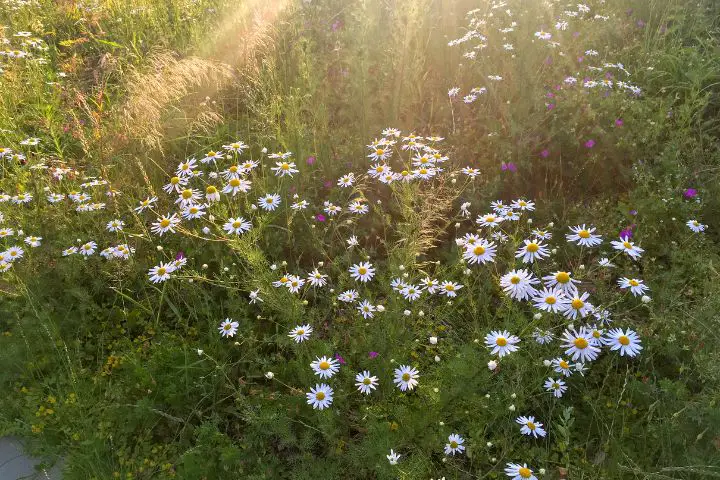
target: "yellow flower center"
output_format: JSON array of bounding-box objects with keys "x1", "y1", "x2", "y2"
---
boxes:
[
  {"x1": 315, "y1": 392, "x2": 325, "y2": 400},
  {"x1": 319, "y1": 361, "x2": 330, "y2": 370},
  {"x1": 519, "y1": 201, "x2": 527, "y2": 207},
  {"x1": 579, "y1": 229, "x2": 590, "y2": 238},
  {"x1": 231, "y1": 143, "x2": 239, "y2": 149},
  {"x1": 519, "y1": 467, "x2": 532, "y2": 478},
  {"x1": 450, "y1": 441, "x2": 458, "y2": 448},
  {"x1": 229, "y1": 165, "x2": 238, "y2": 173},
  {"x1": 445, "y1": 284, "x2": 454, "y2": 291},
  {"x1": 157, "y1": 268, "x2": 166, "y2": 275},
  {"x1": 229, "y1": 178, "x2": 240, "y2": 187},
  {"x1": 160, "y1": 219, "x2": 171, "y2": 228},
  {"x1": 593, "y1": 330, "x2": 601, "y2": 338},
  {"x1": 526, "y1": 242, "x2": 539, "y2": 253},
  {"x1": 376, "y1": 148, "x2": 384, "y2": 156},
  {"x1": 574, "y1": 337, "x2": 589, "y2": 349},
  {"x1": 281, "y1": 163, "x2": 289, "y2": 170},
  {"x1": 358, "y1": 267, "x2": 367, "y2": 275},
  {"x1": 181, "y1": 189, "x2": 192, "y2": 199},
  {"x1": 629, "y1": 279, "x2": 639, "y2": 287},
  {"x1": 556, "y1": 272, "x2": 570, "y2": 283},
  {"x1": 559, "y1": 360, "x2": 569, "y2": 369},
  {"x1": 170, "y1": 176, "x2": 180, "y2": 185},
  {"x1": 297, "y1": 329, "x2": 304, "y2": 335},
  {"x1": 190, "y1": 207, "x2": 198, "y2": 214},
  {"x1": 545, "y1": 296, "x2": 556, "y2": 304},
  {"x1": 419, "y1": 168, "x2": 428, "y2": 175},
  {"x1": 207, "y1": 151, "x2": 216, "y2": 157},
  {"x1": 232, "y1": 221, "x2": 241, "y2": 228},
  {"x1": 496, "y1": 337, "x2": 507, "y2": 346},
  {"x1": 402, "y1": 373, "x2": 410, "y2": 381},
  {"x1": 571, "y1": 298, "x2": 584, "y2": 309},
  {"x1": 527, "y1": 422, "x2": 536, "y2": 430},
  {"x1": 375, "y1": 166, "x2": 384, "y2": 173},
  {"x1": 280, "y1": 276, "x2": 288, "y2": 283},
  {"x1": 623, "y1": 241, "x2": 632, "y2": 249},
  {"x1": 224, "y1": 324, "x2": 232, "y2": 330},
  {"x1": 401, "y1": 170, "x2": 409, "y2": 176},
  {"x1": 473, "y1": 246, "x2": 486, "y2": 255},
  {"x1": 619, "y1": 335, "x2": 630, "y2": 345},
  {"x1": 510, "y1": 276, "x2": 520, "y2": 285},
  {"x1": 363, "y1": 378, "x2": 371, "y2": 385}
]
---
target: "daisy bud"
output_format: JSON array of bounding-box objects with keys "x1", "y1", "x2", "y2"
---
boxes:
[
  {"x1": 486, "y1": 442, "x2": 493, "y2": 447},
  {"x1": 433, "y1": 387, "x2": 439, "y2": 393},
  {"x1": 188, "y1": 279, "x2": 193, "y2": 283},
  {"x1": 491, "y1": 457, "x2": 497, "y2": 462},
  {"x1": 451, "y1": 178, "x2": 457, "y2": 184},
  {"x1": 533, "y1": 313, "x2": 542, "y2": 320},
  {"x1": 281, "y1": 260, "x2": 287, "y2": 266},
  {"x1": 543, "y1": 359, "x2": 551, "y2": 367},
  {"x1": 434, "y1": 355, "x2": 440, "y2": 362},
  {"x1": 672, "y1": 217, "x2": 676, "y2": 221},
  {"x1": 209, "y1": 214, "x2": 215, "y2": 221},
  {"x1": 474, "y1": 339, "x2": 479, "y2": 343},
  {"x1": 568, "y1": 323, "x2": 575, "y2": 330},
  {"x1": 156, "y1": 245, "x2": 163, "y2": 251},
  {"x1": 302, "y1": 300, "x2": 308, "y2": 305},
  {"x1": 404, "y1": 310, "x2": 411, "y2": 316},
  {"x1": 376, "y1": 199, "x2": 382, "y2": 204},
  {"x1": 43, "y1": 186, "x2": 50, "y2": 191},
  {"x1": 641, "y1": 295, "x2": 651, "y2": 303},
  {"x1": 485, "y1": 394, "x2": 490, "y2": 398},
  {"x1": 76, "y1": 238, "x2": 81, "y2": 242},
  {"x1": 398, "y1": 265, "x2": 405, "y2": 270},
  {"x1": 579, "y1": 264, "x2": 586, "y2": 270},
  {"x1": 539, "y1": 469, "x2": 546, "y2": 475},
  {"x1": 442, "y1": 457, "x2": 447, "y2": 463},
  {"x1": 429, "y1": 336, "x2": 438, "y2": 344},
  {"x1": 511, "y1": 393, "x2": 516, "y2": 399},
  {"x1": 488, "y1": 360, "x2": 498, "y2": 370},
  {"x1": 197, "y1": 349, "x2": 203, "y2": 355},
  {"x1": 455, "y1": 238, "x2": 464, "y2": 246},
  {"x1": 508, "y1": 404, "x2": 516, "y2": 412},
  {"x1": 402, "y1": 272, "x2": 409, "y2": 278},
  {"x1": 264, "y1": 372, "x2": 274, "y2": 379},
  {"x1": 209, "y1": 172, "x2": 218, "y2": 178},
  {"x1": 548, "y1": 222, "x2": 554, "y2": 227},
  {"x1": 224, "y1": 153, "x2": 230, "y2": 159},
  {"x1": 270, "y1": 264, "x2": 277, "y2": 270},
  {"x1": 418, "y1": 310, "x2": 425, "y2": 317},
  {"x1": 464, "y1": 268, "x2": 471, "y2": 275},
  {"x1": 333, "y1": 302, "x2": 338, "y2": 306},
  {"x1": 234, "y1": 342, "x2": 240, "y2": 346},
  {"x1": 439, "y1": 421, "x2": 445, "y2": 426},
  {"x1": 202, "y1": 264, "x2": 208, "y2": 269},
  {"x1": 261, "y1": 147, "x2": 268, "y2": 153},
  {"x1": 551, "y1": 248, "x2": 557, "y2": 254},
  {"x1": 251, "y1": 204, "x2": 257, "y2": 210},
  {"x1": 256, "y1": 315, "x2": 261, "y2": 320},
  {"x1": 318, "y1": 261, "x2": 324, "y2": 267},
  {"x1": 223, "y1": 267, "x2": 229, "y2": 272},
  {"x1": 202, "y1": 227, "x2": 210, "y2": 234},
  {"x1": 376, "y1": 305, "x2": 385, "y2": 312},
  {"x1": 527, "y1": 218, "x2": 533, "y2": 224},
  {"x1": 455, "y1": 222, "x2": 460, "y2": 228},
  {"x1": 329, "y1": 288, "x2": 334, "y2": 293}
]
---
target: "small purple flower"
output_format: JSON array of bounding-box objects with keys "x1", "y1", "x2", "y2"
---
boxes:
[
  {"x1": 315, "y1": 214, "x2": 326, "y2": 222},
  {"x1": 615, "y1": 118, "x2": 624, "y2": 127},
  {"x1": 637, "y1": 19, "x2": 646, "y2": 28},
  {"x1": 540, "y1": 149, "x2": 550, "y2": 158},
  {"x1": 578, "y1": 56, "x2": 584, "y2": 63},
  {"x1": 573, "y1": 31, "x2": 580, "y2": 38},
  {"x1": 501, "y1": 161, "x2": 517, "y2": 172},
  {"x1": 619, "y1": 228, "x2": 633, "y2": 240},
  {"x1": 175, "y1": 251, "x2": 185, "y2": 260},
  {"x1": 547, "y1": 103, "x2": 555, "y2": 110},
  {"x1": 334, "y1": 353, "x2": 346, "y2": 365},
  {"x1": 683, "y1": 188, "x2": 698, "y2": 198},
  {"x1": 629, "y1": 209, "x2": 637, "y2": 216},
  {"x1": 306, "y1": 156, "x2": 316, "y2": 166},
  {"x1": 584, "y1": 139, "x2": 595, "y2": 148},
  {"x1": 323, "y1": 180, "x2": 333, "y2": 189},
  {"x1": 368, "y1": 351, "x2": 378, "y2": 359}
]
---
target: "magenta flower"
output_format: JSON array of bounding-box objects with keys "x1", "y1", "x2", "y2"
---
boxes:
[
  {"x1": 540, "y1": 149, "x2": 550, "y2": 158},
  {"x1": 368, "y1": 351, "x2": 378, "y2": 359},
  {"x1": 306, "y1": 156, "x2": 316, "y2": 166},
  {"x1": 501, "y1": 162, "x2": 517, "y2": 172},
  {"x1": 683, "y1": 188, "x2": 698, "y2": 198},
  {"x1": 175, "y1": 251, "x2": 185, "y2": 260},
  {"x1": 615, "y1": 118, "x2": 624, "y2": 127},
  {"x1": 619, "y1": 228, "x2": 633, "y2": 240},
  {"x1": 584, "y1": 139, "x2": 595, "y2": 148},
  {"x1": 334, "y1": 353, "x2": 346, "y2": 365},
  {"x1": 323, "y1": 180, "x2": 333, "y2": 189},
  {"x1": 315, "y1": 214, "x2": 326, "y2": 222}
]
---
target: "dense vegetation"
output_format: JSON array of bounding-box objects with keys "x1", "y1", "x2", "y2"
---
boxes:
[{"x1": 1, "y1": 0, "x2": 719, "y2": 478}]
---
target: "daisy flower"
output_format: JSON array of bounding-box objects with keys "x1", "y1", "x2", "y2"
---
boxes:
[
  {"x1": 204, "y1": 185, "x2": 221, "y2": 203},
  {"x1": 200, "y1": 150, "x2": 224, "y2": 164},
  {"x1": 618, "y1": 277, "x2": 649, "y2": 296},
  {"x1": 338, "y1": 289, "x2": 359, "y2": 303},
  {"x1": 463, "y1": 239, "x2": 497, "y2": 264},
  {"x1": 79, "y1": 241, "x2": 97, "y2": 256},
  {"x1": 511, "y1": 199, "x2": 535, "y2": 211},
  {"x1": 439, "y1": 281, "x2": 463, "y2": 297},
  {"x1": 566, "y1": 224, "x2": 603, "y2": 247},
  {"x1": 552, "y1": 358, "x2": 573, "y2": 377},
  {"x1": 686, "y1": 220, "x2": 707, "y2": 232},
  {"x1": 151, "y1": 213, "x2": 181, "y2": 236},
  {"x1": 271, "y1": 161, "x2": 299, "y2": 177},
  {"x1": 516, "y1": 416, "x2": 546, "y2": 438},
  {"x1": 223, "y1": 140, "x2": 248, "y2": 153},
  {"x1": 106, "y1": 219, "x2": 125, "y2": 232},
  {"x1": 176, "y1": 158, "x2": 198, "y2": 177},
  {"x1": 223, "y1": 217, "x2": 252, "y2": 235},
  {"x1": 222, "y1": 177, "x2": 252, "y2": 196},
  {"x1": 500, "y1": 269, "x2": 540, "y2": 301},
  {"x1": 4, "y1": 246, "x2": 24, "y2": 261},
  {"x1": 541, "y1": 271, "x2": 579, "y2": 297},
  {"x1": 306, "y1": 384, "x2": 333, "y2": 410},
  {"x1": 307, "y1": 269, "x2": 328, "y2": 287},
  {"x1": 148, "y1": 263, "x2": 174, "y2": 283},
  {"x1": 291, "y1": 200, "x2": 308, "y2": 210},
  {"x1": 288, "y1": 324, "x2": 312, "y2": 343},
  {"x1": 134, "y1": 196, "x2": 158, "y2": 213},
  {"x1": 610, "y1": 237, "x2": 644, "y2": 260},
  {"x1": 532, "y1": 288, "x2": 568, "y2": 313},
  {"x1": 561, "y1": 292, "x2": 593, "y2": 319},
  {"x1": 349, "y1": 262, "x2": 375, "y2": 282},
  {"x1": 386, "y1": 449, "x2": 401, "y2": 465},
  {"x1": 162, "y1": 176, "x2": 187, "y2": 194},
  {"x1": 182, "y1": 204, "x2": 206, "y2": 220},
  {"x1": 285, "y1": 275, "x2": 305, "y2": 293},
  {"x1": 485, "y1": 330, "x2": 520, "y2": 357},
  {"x1": 604, "y1": 328, "x2": 642, "y2": 357},
  {"x1": 515, "y1": 238, "x2": 550, "y2": 263},
  {"x1": 348, "y1": 201, "x2": 369, "y2": 215},
  {"x1": 218, "y1": 318, "x2": 239, "y2": 337},
  {"x1": 258, "y1": 193, "x2": 281, "y2": 211},
  {"x1": 598, "y1": 257, "x2": 615, "y2": 268},
  {"x1": 561, "y1": 328, "x2": 601, "y2": 362},
  {"x1": 393, "y1": 365, "x2": 419, "y2": 391},
  {"x1": 176, "y1": 188, "x2": 202, "y2": 208},
  {"x1": 357, "y1": 299, "x2": 376, "y2": 318},
  {"x1": 346, "y1": 235, "x2": 359, "y2": 248},
  {"x1": 544, "y1": 377, "x2": 567, "y2": 398},
  {"x1": 444, "y1": 434, "x2": 465, "y2": 455},
  {"x1": 62, "y1": 247, "x2": 78, "y2": 256},
  {"x1": 400, "y1": 284, "x2": 422, "y2": 301},
  {"x1": 310, "y1": 356, "x2": 340, "y2": 379},
  {"x1": 24, "y1": 236, "x2": 42, "y2": 247},
  {"x1": 505, "y1": 463, "x2": 538, "y2": 480},
  {"x1": 355, "y1": 371, "x2": 379, "y2": 395},
  {"x1": 477, "y1": 213, "x2": 504, "y2": 228},
  {"x1": 337, "y1": 173, "x2": 355, "y2": 187},
  {"x1": 532, "y1": 329, "x2": 553, "y2": 344},
  {"x1": 367, "y1": 146, "x2": 392, "y2": 162},
  {"x1": 420, "y1": 277, "x2": 439, "y2": 293}
]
